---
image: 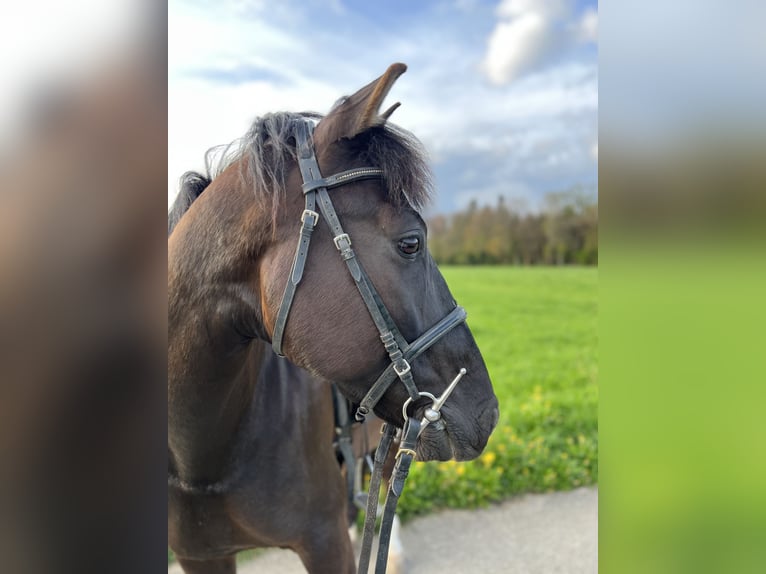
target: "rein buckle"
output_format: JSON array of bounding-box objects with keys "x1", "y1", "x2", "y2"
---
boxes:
[
  {"x1": 393, "y1": 359, "x2": 411, "y2": 378},
  {"x1": 301, "y1": 209, "x2": 319, "y2": 228},
  {"x1": 333, "y1": 233, "x2": 351, "y2": 251}
]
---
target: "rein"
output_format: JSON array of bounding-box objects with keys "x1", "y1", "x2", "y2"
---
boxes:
[{"x1": 273, "y1": 119, "x2": 468, "y2": 573}]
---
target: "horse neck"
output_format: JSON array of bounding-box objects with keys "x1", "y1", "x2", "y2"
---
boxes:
[{"x1": 168, "y1": 165, "x2": 274, "y2": 486}]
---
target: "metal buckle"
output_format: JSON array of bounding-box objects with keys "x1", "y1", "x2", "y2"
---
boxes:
[
  {"x1": 301, "y1": 209, "x2": 319, "y2": 228},
  {"x1": 393, "y1": 359, "x2": 411, "y2": 378},
  {"x1": 333, "y1": 233, "x2": 351, "y2": 251}
]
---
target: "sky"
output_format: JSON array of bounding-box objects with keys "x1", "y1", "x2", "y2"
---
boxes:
[{"x1": 168, "y1": 0, "x2": 599, "y2": 214}]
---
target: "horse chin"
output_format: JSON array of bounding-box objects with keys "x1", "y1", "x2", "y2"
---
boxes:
[
  {"x1": 415, "y1": 418, "x2": 483, "y2": 462},
  {"x1": 415, "y1": 424, "x2": 454, "y2": 461},
  {"x1": 417, "y1": 416, "x2": 485, "y2": 461}
]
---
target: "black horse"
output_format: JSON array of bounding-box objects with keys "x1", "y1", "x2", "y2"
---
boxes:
[{"x1": 168, "y1": 63, "x2": 499, "y2": 573}]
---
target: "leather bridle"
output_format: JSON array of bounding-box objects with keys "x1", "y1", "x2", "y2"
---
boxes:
[
  {"x1": 272, "y1": 119, "x2": 467, "y2": 422},
  {"x1": 272, "y1": 118, "x2": 469, "y2": 574}
]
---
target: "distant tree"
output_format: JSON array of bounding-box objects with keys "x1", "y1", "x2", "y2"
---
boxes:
[
  {"x1": 486, "y1": 196, "x2": 514, "y2": 263},
  {"x1": 580, "y1": 203, "x2": 598, "y2": 264},
  {"x1": 515, "y1": 213, "x2": 546, "y2": 264},
  {"x1": 426, "y1": 188, "x2": 597, "y2": 266}
]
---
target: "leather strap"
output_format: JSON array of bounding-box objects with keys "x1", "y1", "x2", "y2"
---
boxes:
[
  {"x1": 272, "y1": 122, "x2": 321, "y2": 356},
  {"x1": 332, "y1": 385, "x2": 356, "y2": 509},
  {"x1": 274, "y1": 118, "x2": 421, "y2": 410},
  {"x1": 302, "y1": 167, "x2": 383, "y2": 194},
  {"x1": 271, "y1": 191, "x2": 317, "y2": 356},
  {"x1": 272, "y1": 122, "x2": 386, "y2": 356},
  {"x1": 372, "y1": 418, "x2": 420, "y2": 574},
  {"x1": 357, "y1": 423, "x2": 397, "y2": 574},
  {"x1": 355, "y1": 306, "x2": 467, "y2": 421},
  {"x1": 313, "y1": 186, "x2": 420, "y2": 401}
]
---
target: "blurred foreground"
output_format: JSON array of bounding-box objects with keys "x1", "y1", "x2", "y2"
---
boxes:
[
  {"x1": 601, "y1": 2, "x2": 766, "y2": 572},
  {"x1": 0, "y1": 3, "x2": 167, "y2": 574}
]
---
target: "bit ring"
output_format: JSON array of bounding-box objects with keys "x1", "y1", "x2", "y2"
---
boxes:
[{"x1": 401, "y1": 392, "x2": 436, "y2": 421}]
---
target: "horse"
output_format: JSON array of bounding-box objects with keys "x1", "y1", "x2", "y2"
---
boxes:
[{"x1": 168, "y1": 63, "x2": 499, "y2": 574}]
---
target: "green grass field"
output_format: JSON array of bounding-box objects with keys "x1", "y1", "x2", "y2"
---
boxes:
[{"x1": 397, "y1": 266, "x2": 598, "y2": 520}]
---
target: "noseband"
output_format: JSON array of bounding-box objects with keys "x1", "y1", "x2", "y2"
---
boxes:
[
  {"x1": 272, "y1": 119, "x2": 469, "y2": 573},
  {"x1": 272, "y1": 119, "x2": 467, "y2": 424}
]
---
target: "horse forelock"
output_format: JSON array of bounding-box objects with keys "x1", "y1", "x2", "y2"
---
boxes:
[
  {"x1": 335, "y1": 122, "x2": 434, "y2": 211},
  {"x1": 196, "y1": 110, "x2": 433, "y2": 231}
]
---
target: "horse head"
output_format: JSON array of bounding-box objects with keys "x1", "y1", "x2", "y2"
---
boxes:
[{"x1": 254, "y1": 64, "x2": 498, "y2": 462}]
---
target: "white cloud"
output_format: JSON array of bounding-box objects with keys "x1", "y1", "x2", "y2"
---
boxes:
[
  {"x1": 406, "y1": 62, "x2": 597, "y2": 162},
  {"x1": 481, "y1": 0, "x2": 597, "y2": 85},
  {"x1": 577, "y1": 7, "x2": 598, "y2": 43},
  {"x1": 481, "y1": 0, "x2": 570, "y2": 84},
  {"x1": 483, "y1": 12, "x2": 553, "y2": 85},
  {"x1": 496, "y1": 0, "x2": 565, "y2": 19}
]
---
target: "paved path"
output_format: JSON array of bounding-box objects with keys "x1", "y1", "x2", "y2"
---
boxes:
[{"x1": 170, "y1": 487, "x2": 597, "y2": 573}]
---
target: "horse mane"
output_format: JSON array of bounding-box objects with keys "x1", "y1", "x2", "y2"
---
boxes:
[
  {"x1": 170, "y1": 107, "x2": 433, "y2": 233},
  {"x1": 167, "y1": 171, "x2": 211, "y2": 236}
]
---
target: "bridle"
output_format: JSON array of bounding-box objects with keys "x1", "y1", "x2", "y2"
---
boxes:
[
  {"x1": 272, "y1": 118, "x2": 468, "y2": 420},
  {"x1": 272, "y1": 118, "x2": 468, "y2": 574}
]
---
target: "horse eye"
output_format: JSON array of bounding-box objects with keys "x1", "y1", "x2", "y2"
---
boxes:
[{"x1": 398, "y1": 237, "x2": 420, "y2": 255}]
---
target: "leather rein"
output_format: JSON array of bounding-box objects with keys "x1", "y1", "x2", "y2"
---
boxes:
[{"x1": 272, "y1": 119, "x2": 468, "y2": 574}]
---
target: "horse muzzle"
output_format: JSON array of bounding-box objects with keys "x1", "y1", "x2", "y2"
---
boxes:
[{"x1": 402, "y1": 367, "x2": 491, "y2": 461}]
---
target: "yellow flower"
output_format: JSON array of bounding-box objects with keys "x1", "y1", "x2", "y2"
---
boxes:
[
  {"x1": 481, "y1": 452, "x2": 497, "y2": 466},
  {"x1": 456, "y1": 466, "x2": 466, "y2": 476}
]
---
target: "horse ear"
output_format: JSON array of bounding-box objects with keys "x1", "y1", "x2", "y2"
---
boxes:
[{"x1": 315, "y1": 63, "x2": 407, "y2": 144}]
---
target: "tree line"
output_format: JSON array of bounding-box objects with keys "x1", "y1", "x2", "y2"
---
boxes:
[{"x1": 428, "y1": 189, "x2": 598, "y2": 265}]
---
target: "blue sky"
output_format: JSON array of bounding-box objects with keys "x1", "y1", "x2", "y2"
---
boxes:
[{"x1": 169, "y1": 0, "x2": 598, "y2": 214}]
